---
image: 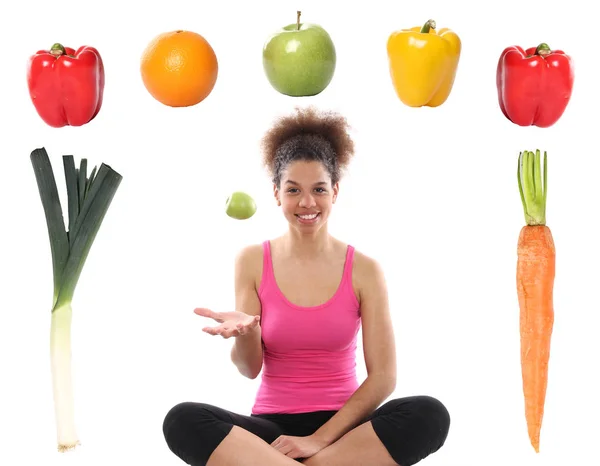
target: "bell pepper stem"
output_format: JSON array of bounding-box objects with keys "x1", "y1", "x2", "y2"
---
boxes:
[
  {"x1": 50, "y1": 43, "x2": 66, "y2": 57},
  {"x1": 297, "y1": 11, "x2": 301, "y2": 31},
  {"x1": 535, "y1": 43, "x2": 551, "y2": 57},
  {"x1": 420, "y1": 19, "x2": 436, "y2": 33}
]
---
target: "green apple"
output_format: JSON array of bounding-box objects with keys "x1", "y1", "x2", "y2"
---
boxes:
[
  {"x1": 263, "y1": 11, "x2": 336, "y2": 96},
  {"x1": 225, "y1": 191, "x2": 257, "y2": 220}
]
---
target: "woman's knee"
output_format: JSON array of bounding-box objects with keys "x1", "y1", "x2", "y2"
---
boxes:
[
  {"x1": 162, "y1": 402, "x2": 218, "y2": 446},
  {"x1": 162, "y1": 402, "x2": 232, "y2": 465},
  {"x1": 371, "y1": 396, "x2": 451, "y2": 465},
  {"x1": 379, "y1": 395, "x2": 451, "y2": 443},
  {"x1": 410, "y1": 395, "x2": 451, "y2": 440}
]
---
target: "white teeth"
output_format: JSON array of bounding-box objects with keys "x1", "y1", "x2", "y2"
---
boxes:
[{"x1": 299, "y1": 213, "x2": 318, "y2": 219}]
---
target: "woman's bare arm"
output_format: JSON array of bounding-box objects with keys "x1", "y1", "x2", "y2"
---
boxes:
[
  {"x1": 230, "y1": 245, "x2": 264, "y2": 379},
  {"x1": 311, "y1": 252, "x2": 397, "y2": 446}
]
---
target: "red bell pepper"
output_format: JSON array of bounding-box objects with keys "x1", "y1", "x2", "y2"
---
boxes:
[
  {"x1": 27, "y1": 43, "x2": 105, "y2": 128},
  {"x1": 496, "y1": 43, "x2": 574, "y2": 128}
]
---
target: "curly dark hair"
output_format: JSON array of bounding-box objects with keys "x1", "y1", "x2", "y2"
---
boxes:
[{"x1": 260, "y1": 106, "x2": 355, "y2": 188}]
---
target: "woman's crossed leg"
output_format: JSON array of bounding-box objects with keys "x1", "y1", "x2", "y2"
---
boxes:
[
  {"x1": 163, "y1": 401, "x2": 296, "y2": 466},
  {"x1": 163, "y1": 395, "x2": 450, "y2": 466},
  {"x1": 304, "y1": 395, "x2": 450, "y2": 466}
]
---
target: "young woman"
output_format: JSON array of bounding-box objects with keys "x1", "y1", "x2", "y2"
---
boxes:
[{"x1": 163, "y1": 106, "x2": 450, "y2": 466}]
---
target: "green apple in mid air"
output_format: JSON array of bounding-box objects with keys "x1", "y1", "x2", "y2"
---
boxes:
[
  {"x1": 263, "y1": 11, "x2": 336, "y2": 97},
  {"x1": 225, "y1": 191, "x2": 257, "y2": 220}
]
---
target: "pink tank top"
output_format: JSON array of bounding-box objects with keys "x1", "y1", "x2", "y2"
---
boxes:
[{"x1": 252, "y1": 240, "x2": 361, "y2": 415}]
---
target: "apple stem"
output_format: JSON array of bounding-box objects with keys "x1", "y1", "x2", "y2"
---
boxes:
[
  {"x1": 420, "y1": 19, "x2": 436, "y2": 33},
  {"x1": 297, "y1": 10, "x2": 301, "y2": 30}
]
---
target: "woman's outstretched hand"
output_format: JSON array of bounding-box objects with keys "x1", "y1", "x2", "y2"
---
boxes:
[{"x1": 194, "y1": 308, "x2": 260, "y2": 339}]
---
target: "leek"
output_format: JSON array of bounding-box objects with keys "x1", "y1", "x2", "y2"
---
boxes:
[{"x1": 31, "y1": 147, "x2": 122, "y2": 452}]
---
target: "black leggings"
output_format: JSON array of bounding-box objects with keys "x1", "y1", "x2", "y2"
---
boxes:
[{"x1": 163, "y1": 395, "x2": 450, "y2": 466}]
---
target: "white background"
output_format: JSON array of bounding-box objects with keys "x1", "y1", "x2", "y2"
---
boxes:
[{"x1": 0, "y1": 0, "x2": 597, "y2": 465}]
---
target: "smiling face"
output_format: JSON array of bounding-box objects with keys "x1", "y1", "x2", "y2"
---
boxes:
[{"x1": 274, "y1": 159, "x2": 339, "y2": 232}]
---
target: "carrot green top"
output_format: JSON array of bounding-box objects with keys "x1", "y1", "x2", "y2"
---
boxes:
[{"x1": 518, "y1": 150, "x2": 547, "y2": 226}]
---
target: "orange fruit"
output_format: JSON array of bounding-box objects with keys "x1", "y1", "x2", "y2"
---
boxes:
[{"x1": 140, "y1": 30, "x2": 219, "y2": 107}]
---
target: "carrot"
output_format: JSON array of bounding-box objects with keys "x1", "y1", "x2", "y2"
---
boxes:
[{"x1": 516, "y1": 149, "x2": 555, "y2": 453}]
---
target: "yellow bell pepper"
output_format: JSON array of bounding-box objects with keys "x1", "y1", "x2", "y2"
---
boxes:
[{"x1": 387, "y1": 19, "x2": 461, "y2": 108}]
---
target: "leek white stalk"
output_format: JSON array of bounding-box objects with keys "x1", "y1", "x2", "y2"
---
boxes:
[
  {"x1": 50, "y1": 303, "x2": 77, "y2": 451},
  {"x1": 31, "y1": 147, "x2": 122, "y2": 452}
]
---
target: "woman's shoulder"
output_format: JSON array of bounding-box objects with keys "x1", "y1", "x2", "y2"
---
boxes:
[
  {"x1": 345, "y1": 247, "x2": 388, "y2": 308},
  {"x1": 346, "y1": 244, "x2": 381, "y2": 269},
  {"x1": 234, "y1": 242, "x2": 269, "y2": 290},
  {"x1": 348, "y1": 246, "x2": 386, "y2": 289},
  {"x1": 328, "y1": 237, "x2": 381, "y2": 274},
  {"x1": 235, "y1": 237, "x2": 283, "y2": 269},
  {"x1": 235, "y1": 241, "x2": 266, "y2": 266}
]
